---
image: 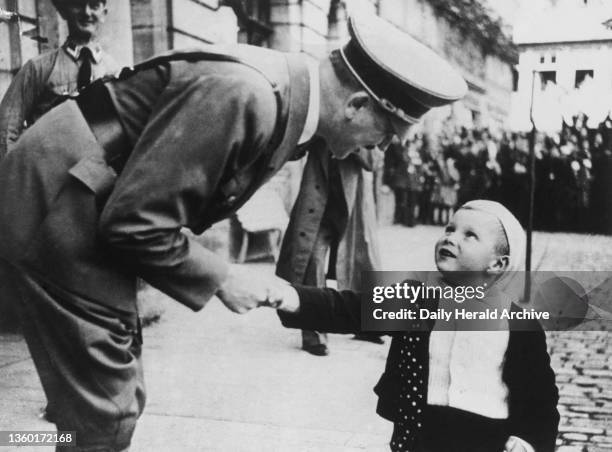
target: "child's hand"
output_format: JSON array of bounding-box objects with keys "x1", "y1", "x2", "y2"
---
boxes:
[{"x1": 504, "y1": 436, "x2": 534, "y2": 452}]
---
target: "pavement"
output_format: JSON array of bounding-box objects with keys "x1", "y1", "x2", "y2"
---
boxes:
[{"x1": 0, "y1": 225, "x2": 611, "y2": 451}]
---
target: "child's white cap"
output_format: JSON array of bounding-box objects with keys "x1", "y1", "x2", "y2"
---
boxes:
[{"x1": 460, "y1": 200, "x2": 526, "y2": 300}]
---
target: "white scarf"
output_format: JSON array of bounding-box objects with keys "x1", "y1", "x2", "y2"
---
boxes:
[{"x1": 427, "y1": 200, "x2": 527, "y2": 419}]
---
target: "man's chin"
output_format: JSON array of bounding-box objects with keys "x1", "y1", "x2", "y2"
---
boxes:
[{"x1": 74, "y1": 26, "x2": 97, "y2": 39}]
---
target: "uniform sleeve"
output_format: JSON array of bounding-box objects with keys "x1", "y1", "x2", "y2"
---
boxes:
[
  {"x1": 99, "y1": 72, "x2": 277, "y2": 311},
  {"x1": 0, "y1": 60, "x2": 45, "y2": 158},
  {"x1": 277, "y1": 285, "x2": 363, "y2": 333}
]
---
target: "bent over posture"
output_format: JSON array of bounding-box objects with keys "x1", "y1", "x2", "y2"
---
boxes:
[{"x1": 0, "y1": 13, "x2": 466, "y2": 451}]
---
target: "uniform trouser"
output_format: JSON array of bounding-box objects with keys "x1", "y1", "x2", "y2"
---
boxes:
[
  {"x1": 300, "y1": 223, "x2": 336, "y2": 348},
  {"x1": 0, "y1": 102, "x2": 148, "y2": 449},
  {"x1": 3, "y1": 261, "x2": 145, "y2": 452}
]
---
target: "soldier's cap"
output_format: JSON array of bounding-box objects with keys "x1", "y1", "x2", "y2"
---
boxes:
[
  {"x1": 52, "y1": 0, "x2": 107, "y2": 10},
  {"x1": 340, "y1": 13, "x2": 467, "y2": 140}
]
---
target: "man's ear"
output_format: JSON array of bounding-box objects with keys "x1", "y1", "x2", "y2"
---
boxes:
[
  {"x1": 487, "y1": 255, "x2": 509, "y2": 275},
  {"x1": 345, "y1": 91, "x2": 370, "y2": 120}
]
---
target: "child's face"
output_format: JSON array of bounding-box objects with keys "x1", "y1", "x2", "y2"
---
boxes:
[{"x1": 435, "y1": 209, "x2": 506, "y2": 277}]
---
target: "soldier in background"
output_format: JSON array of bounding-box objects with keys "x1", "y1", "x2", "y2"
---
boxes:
[{"x1": 0, "y1": 0, "x2": 118, "y2": 158}]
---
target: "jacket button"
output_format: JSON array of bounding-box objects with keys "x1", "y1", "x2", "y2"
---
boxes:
[{"x1": 227, "y1": 195, "x2": 237, "y2": 204}]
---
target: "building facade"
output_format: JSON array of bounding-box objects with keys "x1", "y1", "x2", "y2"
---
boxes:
[{"x1": 511, "y1": 0, "x2": 612, "y2": 130}]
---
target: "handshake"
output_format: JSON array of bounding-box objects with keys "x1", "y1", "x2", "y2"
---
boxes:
[{"x1": 216, "y1": 264, "x2": 300, "y2": 314}]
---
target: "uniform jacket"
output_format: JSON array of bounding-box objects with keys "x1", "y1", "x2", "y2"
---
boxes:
[
  {"x1": 0, "y1": 45, "x2": 311, "y2": 313},
  {"x1": 0, "y1": 42, "x2": 118, "y2": 158},
  {"x1": 276, "y1": 146, "x2": 381, "y2": 291},
  {"x1": 278, "y1": 285, "x2": 560, "y2": 452}
]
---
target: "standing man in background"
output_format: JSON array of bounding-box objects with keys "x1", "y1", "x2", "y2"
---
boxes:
[
  {"x1": 277, "y1": 146, "x2": 384, "y2": 356},
  {"x1": 0, "y1": 0, "x2": 118, "y2": 158}
]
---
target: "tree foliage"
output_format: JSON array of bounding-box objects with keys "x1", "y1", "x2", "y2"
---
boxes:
[{"x1": 426, "y1": 0, "x2": 518, "y2": 62}]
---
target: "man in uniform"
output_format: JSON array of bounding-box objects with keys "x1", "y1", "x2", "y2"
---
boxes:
[
  {"x1": 0, "y1": 0, "x2": 118, "y2": 159},
  {"x1": 0, "y1": 1, "x2": 118, "y2": 422},
  {"x1": 0, "y1": 13, "x2": 466, "y2": 451}
]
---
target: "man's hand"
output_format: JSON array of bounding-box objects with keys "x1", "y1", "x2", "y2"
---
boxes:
[
  {"x1": 216, "y1": 265, "x2": 296, "y2": 314},
  {"x1": 216, "y1": 264, "x2": 270, "y2": 314},
  {"x1": 260, "y1": 278, "x2": 300, "y2": 313}
]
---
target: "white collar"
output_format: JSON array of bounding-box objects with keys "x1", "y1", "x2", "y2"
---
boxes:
[
  {"x1": 63, "y1": 39, "x2": 103, "y2": 64},
  {"x1": 297, "y1": 58, "x2": 320, "y2": 145}
]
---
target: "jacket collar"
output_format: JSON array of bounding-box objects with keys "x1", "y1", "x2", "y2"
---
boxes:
[{"x1": 63, "y1": 39, "x2": 103, "y2": 63}]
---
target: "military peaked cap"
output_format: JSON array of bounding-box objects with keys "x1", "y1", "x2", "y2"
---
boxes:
[{"x1": 340, "y1": 13, "x2": 468, "y2": 125}]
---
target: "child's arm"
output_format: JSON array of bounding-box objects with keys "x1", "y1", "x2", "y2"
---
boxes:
[
  {"x1": 276, "y1": 285, "x2": 363, "y2": 334},
  {"x1": 272, "y1": 278, "x2": 425, "y2": 335}
]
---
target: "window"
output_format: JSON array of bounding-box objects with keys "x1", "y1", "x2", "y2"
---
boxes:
[
  {"x1": 575, "y1": 69, "x2": 594, "y2": 88},
  {"x1": 540, "y1": 55, "x2": 545, "y2": 64},
  {"x1": 551, "y1": 55, "x2": 556, "y2": 63},
  {"x1": 0, "y1": 0, "x2": 40, "y2": 97},
  {"x1": 539, "y1": 71, "x2": 556, "y2": 90},
  {"x1": 234, "y1": 0, "x2": 273, "y2": 47}
]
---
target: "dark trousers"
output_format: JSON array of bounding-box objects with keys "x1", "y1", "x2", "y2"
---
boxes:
[
  {"x1": 394, "y1": 188, "x2": 418, "y2": 226},
  {"x1": 416, "y1": 406, "x2": 509, "y2": 452},
  {"x1": 300, "y1": 228, "x2": 331, "y2": 347},
  {"x1": 5, "y1": 262, "x2": 145, "y2": 451}
]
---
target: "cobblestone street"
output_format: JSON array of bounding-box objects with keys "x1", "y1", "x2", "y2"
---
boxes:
[
  {"x1": 550, "y1": 329, "x2": 612, "y2": 451},
  {"x1": 0, "y1": 225, "x2": 610, "y2": 451}
]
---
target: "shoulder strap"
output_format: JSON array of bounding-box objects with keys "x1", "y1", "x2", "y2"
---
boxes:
[
  {"x1": 112, "y1": 49, "x2": 285, "y2": 149},
  {"x1": 116, "y1": 49, "x2": 279, "y2": 92}
]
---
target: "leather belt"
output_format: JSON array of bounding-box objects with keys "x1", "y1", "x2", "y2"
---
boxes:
[{"x1": 76, "y1": 81, "x2": 131, "y2": 174}]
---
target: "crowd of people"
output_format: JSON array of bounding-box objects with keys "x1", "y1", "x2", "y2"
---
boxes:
[{"x1": 384, "y1": 115, "x2": 612, "y2": 234}]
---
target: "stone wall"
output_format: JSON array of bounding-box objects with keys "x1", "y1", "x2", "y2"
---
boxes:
[{"x1": 549, "y1": 327, "x2": 612, "y2": 450}]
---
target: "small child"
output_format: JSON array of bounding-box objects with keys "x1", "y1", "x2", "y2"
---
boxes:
[{"x1": 273, "y1": 200, "x2": 559, "y2": 452}]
